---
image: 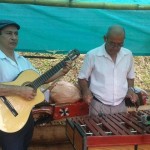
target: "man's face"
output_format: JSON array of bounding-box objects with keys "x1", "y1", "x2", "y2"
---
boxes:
[
  {"x1": 104, "y1": 34, "x2": 124, "y2": 56},
  {"x1": 0, "y1": 25, "x2": 18, "y2": 50}
]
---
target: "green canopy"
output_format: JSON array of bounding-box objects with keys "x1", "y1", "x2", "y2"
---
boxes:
[{"x1": 0, "y1": 1, "x2": 150, "y2": 55}]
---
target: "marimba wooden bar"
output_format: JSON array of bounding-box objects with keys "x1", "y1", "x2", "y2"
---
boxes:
[{"x1": 66, "y1": 110, "x2": 150, "y2": 150}]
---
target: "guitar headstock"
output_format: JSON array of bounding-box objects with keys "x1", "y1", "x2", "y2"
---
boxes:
[{"x1": 66, "y1": 49, "x2": 80, "y2": 61}]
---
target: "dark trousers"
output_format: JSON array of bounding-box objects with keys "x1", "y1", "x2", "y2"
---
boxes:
[{"x1": 0, "y1": 114, "x2": 34, "y2": 150}]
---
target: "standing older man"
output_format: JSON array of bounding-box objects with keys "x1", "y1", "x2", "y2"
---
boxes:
[{"x1": 78, "y1": 25, "x2": 138, "y2": 116}]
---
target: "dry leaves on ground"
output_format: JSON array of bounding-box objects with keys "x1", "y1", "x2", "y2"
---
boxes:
[{"x1": 20, "y1": 52, "x2": 150, "y2": 94}]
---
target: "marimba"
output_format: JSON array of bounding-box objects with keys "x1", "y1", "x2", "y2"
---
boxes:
[{"x1": 66, "y1": 110, "x2": 150, "y2": 150}]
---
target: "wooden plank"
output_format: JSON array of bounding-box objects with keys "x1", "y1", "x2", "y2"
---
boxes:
[
  {"x1": 84, "y1": 118, "x2": 100, "y2": 136},
  {"x1": 138, "y1": 144, "x2": 150, "y2": 150},
  {"x1": 86, "y1": 135, "x2": 150, "y2": 147},
  {"x1": 88, "y1": 145, "x2": 134, "y2": 150},
  {"x1": 74, "y1": 127, "x2": 85, "y2": 150},
  {"x1": 116, "y1": 113, "x2": 144, "y2": 134},
  {"x1": 29, "y1": 142, "x2": 74, "y2": 150},
  {"x1": 66, "y1": 121, "x2": 74, "y2": 144},
  {"x1": 106, "y1": 115, "x2": 131, "y2": 135},
  {"x1": 2, "y1": 0, "x2": 150, "y2": 10},
  {"x1": 31, "y1": 124, "x2": 67, "y2": 144},
  {"x1": 88, "y1": 118, "x2": 107, "y2": 136},
  {"x1": 104, "y1": 117, "x2": 127, "y2": 135},
  {"x1": 101, "y1": 118, "x2": 119, "y2": 135}
]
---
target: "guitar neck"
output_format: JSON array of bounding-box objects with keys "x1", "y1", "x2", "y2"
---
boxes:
[
  {"x1": 30, "y1": 49, "x2": 80, "y2": 89},
  {"x1": 31, "y1": 57, "x2": 68, "y2": 89}
]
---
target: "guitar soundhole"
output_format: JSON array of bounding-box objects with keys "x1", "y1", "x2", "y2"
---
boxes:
[{"x1": 22, "y1": 82, "x2": 32, "y2": 87}]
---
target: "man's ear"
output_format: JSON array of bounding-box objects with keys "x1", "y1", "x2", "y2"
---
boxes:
[{"x1": 104, "y1": 35, "x2": 107, "y2": 42}]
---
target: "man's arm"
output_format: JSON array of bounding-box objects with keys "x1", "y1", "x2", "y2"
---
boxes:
[
  {"x1": 127, "y1": 78, "x2": 138, "y2": 103},
  {"x1": 0, "y1": 84, "x2": 36, "y2": 100},
  {"x1": 127, "y1": 78, "x2": 134, "y2": 88},
  {"x1": 78, "y1": 79, "x2": 93, "y2": 104}
]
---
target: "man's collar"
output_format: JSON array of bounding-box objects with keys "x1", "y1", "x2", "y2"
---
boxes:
[
  {"x1": 0, "y1": 50, "x2": 20, "y2": 59},
  {"x1": 96, "y1": 44, "x2": 129, "y2": 57},
  {"x1": 0, "y1": 50, "x2": 7, "y2": 58},
  {"x1": 96, "y1": 44, "x2": 109, "y2": 57}
]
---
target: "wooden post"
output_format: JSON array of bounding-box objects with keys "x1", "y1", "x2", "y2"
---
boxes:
[{"x1": 0, "y1": 0, "x2": 150, "y2": 10}]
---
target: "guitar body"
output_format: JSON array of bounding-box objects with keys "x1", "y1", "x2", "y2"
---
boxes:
[{"x1": 0, "y1": 70, "x2": 45, "y2": 133}]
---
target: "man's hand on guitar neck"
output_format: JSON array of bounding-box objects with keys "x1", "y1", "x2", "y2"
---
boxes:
[
  {"x1": 61, "y1": 61, "x2": 72, "y2": 75},
  {"x1": 45, "y1": 61, "x2": 72, "y2": 84}
]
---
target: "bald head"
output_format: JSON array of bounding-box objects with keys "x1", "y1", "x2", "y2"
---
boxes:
[
  {"x1": 106, "y1": 25, "x2": 125, "y2": 38},
  {"x1": 104, "y1": 25, "x2": 126, "y2": 56}
]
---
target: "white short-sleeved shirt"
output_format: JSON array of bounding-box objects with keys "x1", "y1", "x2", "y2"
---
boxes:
[
  {"x1": 0, "y1": 50, "x2": 36, "y2": 82},
  {"x1": 78, "y1": 44, "x2": 135, "y2": 106}
]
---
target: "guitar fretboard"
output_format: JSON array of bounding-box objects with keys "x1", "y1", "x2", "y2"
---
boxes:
[{"x1": 30, "y1": 57, "x2": 68, "y2": 89}]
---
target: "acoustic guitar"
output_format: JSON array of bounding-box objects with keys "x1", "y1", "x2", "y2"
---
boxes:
[{"x1": 0, "y1": 49, "x2": 80, "y2": 133}]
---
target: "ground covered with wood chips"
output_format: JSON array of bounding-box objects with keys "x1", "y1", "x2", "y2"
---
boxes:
[{"x1": 20, "y1": 52, "x2": 150, "y2": 94}]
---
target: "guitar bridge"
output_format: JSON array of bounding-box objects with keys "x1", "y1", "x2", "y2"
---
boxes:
[{"x1": 0, "y1": 96, "x2": 18, "y2": 117}]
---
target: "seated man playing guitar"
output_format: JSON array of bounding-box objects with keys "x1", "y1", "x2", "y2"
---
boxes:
[{"x1": 0, "y1": 20, "x2": 72, "y2": 150}]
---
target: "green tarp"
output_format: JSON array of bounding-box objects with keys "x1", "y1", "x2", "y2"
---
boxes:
[{"x1": 0, "y1": 2, "x2": 150, "y2": 55}]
